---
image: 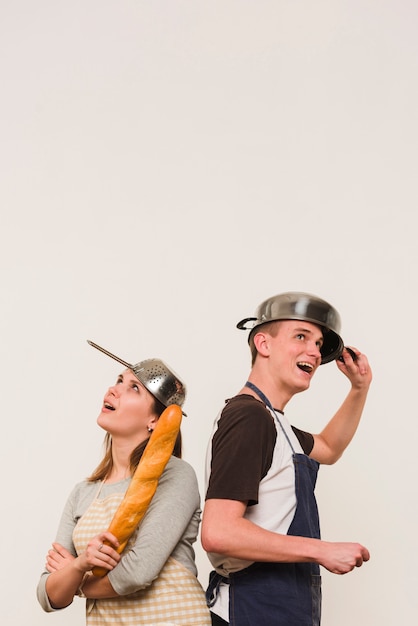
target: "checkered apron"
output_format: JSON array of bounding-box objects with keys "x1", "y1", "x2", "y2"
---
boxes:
[{"x1": 73, "y1": 483, "x2": 211, "y2": 625}]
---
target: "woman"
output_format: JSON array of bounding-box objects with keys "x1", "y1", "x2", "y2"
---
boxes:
[{"x1": 37, "y1": 340, "x2": 211, "y2": 626}]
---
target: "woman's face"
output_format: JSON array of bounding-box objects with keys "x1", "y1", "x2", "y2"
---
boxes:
[{"x1": 97, "y1": 368, "x2": 158, "y2": 440}]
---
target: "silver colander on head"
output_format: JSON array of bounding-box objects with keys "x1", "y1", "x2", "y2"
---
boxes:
[{"x1": 87, "y1": 340, "x2": 187, "y2": 411}]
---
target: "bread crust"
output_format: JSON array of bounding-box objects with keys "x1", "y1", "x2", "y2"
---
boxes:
[{"x1": 92, "y1": 404, "x2": 183, "y2": 577}]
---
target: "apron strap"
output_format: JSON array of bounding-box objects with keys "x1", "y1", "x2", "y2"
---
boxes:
[
  {"x1": 245, "y1": 381, "x2": 296, "y2": 454},
  {"x1": 206, "y1": 570, "x2": 229, "y2": 608}
]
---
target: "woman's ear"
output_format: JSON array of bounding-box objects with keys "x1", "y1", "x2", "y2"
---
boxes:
[
  {"x1": 147, "y1": 414, "x2": 159, "y2": 432},
  {"x1": 253, "y1": 331, "x2": 270, "y2": 357}
]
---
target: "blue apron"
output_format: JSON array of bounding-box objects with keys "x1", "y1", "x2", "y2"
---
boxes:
[{"x1": 206, "y1": 383, "x2": 322, "y2": 626}]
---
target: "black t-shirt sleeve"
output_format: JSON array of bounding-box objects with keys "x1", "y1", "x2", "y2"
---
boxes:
[
  {"x1": 291, "y1": 426, "x2": 314, "y2": 455},
  {"x1": 205, "y1": 395, "x2": 277, "y2": 506}
]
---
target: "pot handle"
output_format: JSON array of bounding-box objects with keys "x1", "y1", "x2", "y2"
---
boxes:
[{"x1": 236, "y1": 317, "x2": 258, "y2": 330}]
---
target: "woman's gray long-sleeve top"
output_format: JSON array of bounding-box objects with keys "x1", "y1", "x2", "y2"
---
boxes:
[{"x1": 37, "y1": 456, "x2": 202, "y2": 611}]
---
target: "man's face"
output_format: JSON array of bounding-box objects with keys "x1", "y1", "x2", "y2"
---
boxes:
[{"x1": 266, "y1": 319, "x2": 324, "y2": 393}]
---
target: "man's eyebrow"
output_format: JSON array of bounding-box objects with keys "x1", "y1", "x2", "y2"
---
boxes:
[
  {"x1": 294, "y1": 325, "x2": 320, "y2": 333},
  {"x1": 293, "y1": 325, "x2": 324, "y2": 341}
]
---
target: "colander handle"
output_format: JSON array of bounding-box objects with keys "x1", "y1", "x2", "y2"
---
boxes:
[{"x1": 87, "y1": 340, "x2": 132, "y2": 369}]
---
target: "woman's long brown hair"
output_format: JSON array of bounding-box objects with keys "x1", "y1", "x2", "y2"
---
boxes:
[{"x1": 88, "y1": 397, "x2": 182, "y2": 482}]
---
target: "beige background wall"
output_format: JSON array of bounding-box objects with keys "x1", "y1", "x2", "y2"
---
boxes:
[{"x1": 1, "y1": 1, "x2": 416, "y2": 624}]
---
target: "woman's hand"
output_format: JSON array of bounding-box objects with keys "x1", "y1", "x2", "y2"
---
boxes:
[
  {"x1": 46, "y1": 543, "x2": 75, "y2": 573},
  {"x1": 77, "y1": 532, "x2": 121, "y2": 574},
  {"x1": 44, "y1": 533, "x2": 121, "y2": 608},
  {"x1": 46, "y1": 532, "x2": 121, "y2": 576}
]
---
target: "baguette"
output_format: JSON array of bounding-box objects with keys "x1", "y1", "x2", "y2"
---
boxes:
[{"x1": 92, "y1": 403, "x2": 183, "y2": 577}]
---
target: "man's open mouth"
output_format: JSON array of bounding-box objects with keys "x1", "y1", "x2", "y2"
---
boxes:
[{"x1": 297, "y1": 362, "x2": 314, "y2": 373}]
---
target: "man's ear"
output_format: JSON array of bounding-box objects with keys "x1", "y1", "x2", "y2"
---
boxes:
[{"x1": 253, "y1": 331, "x2": 270, "y2": 357}]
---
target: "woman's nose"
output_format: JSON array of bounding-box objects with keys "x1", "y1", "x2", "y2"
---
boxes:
[{"x1": 108, "y1": 384, "x2": 121, "y2": 397}]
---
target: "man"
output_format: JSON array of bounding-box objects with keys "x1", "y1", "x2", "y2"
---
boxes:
[{"x1": 202, "y1": 292, "x2": 372, "y2": 626}]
